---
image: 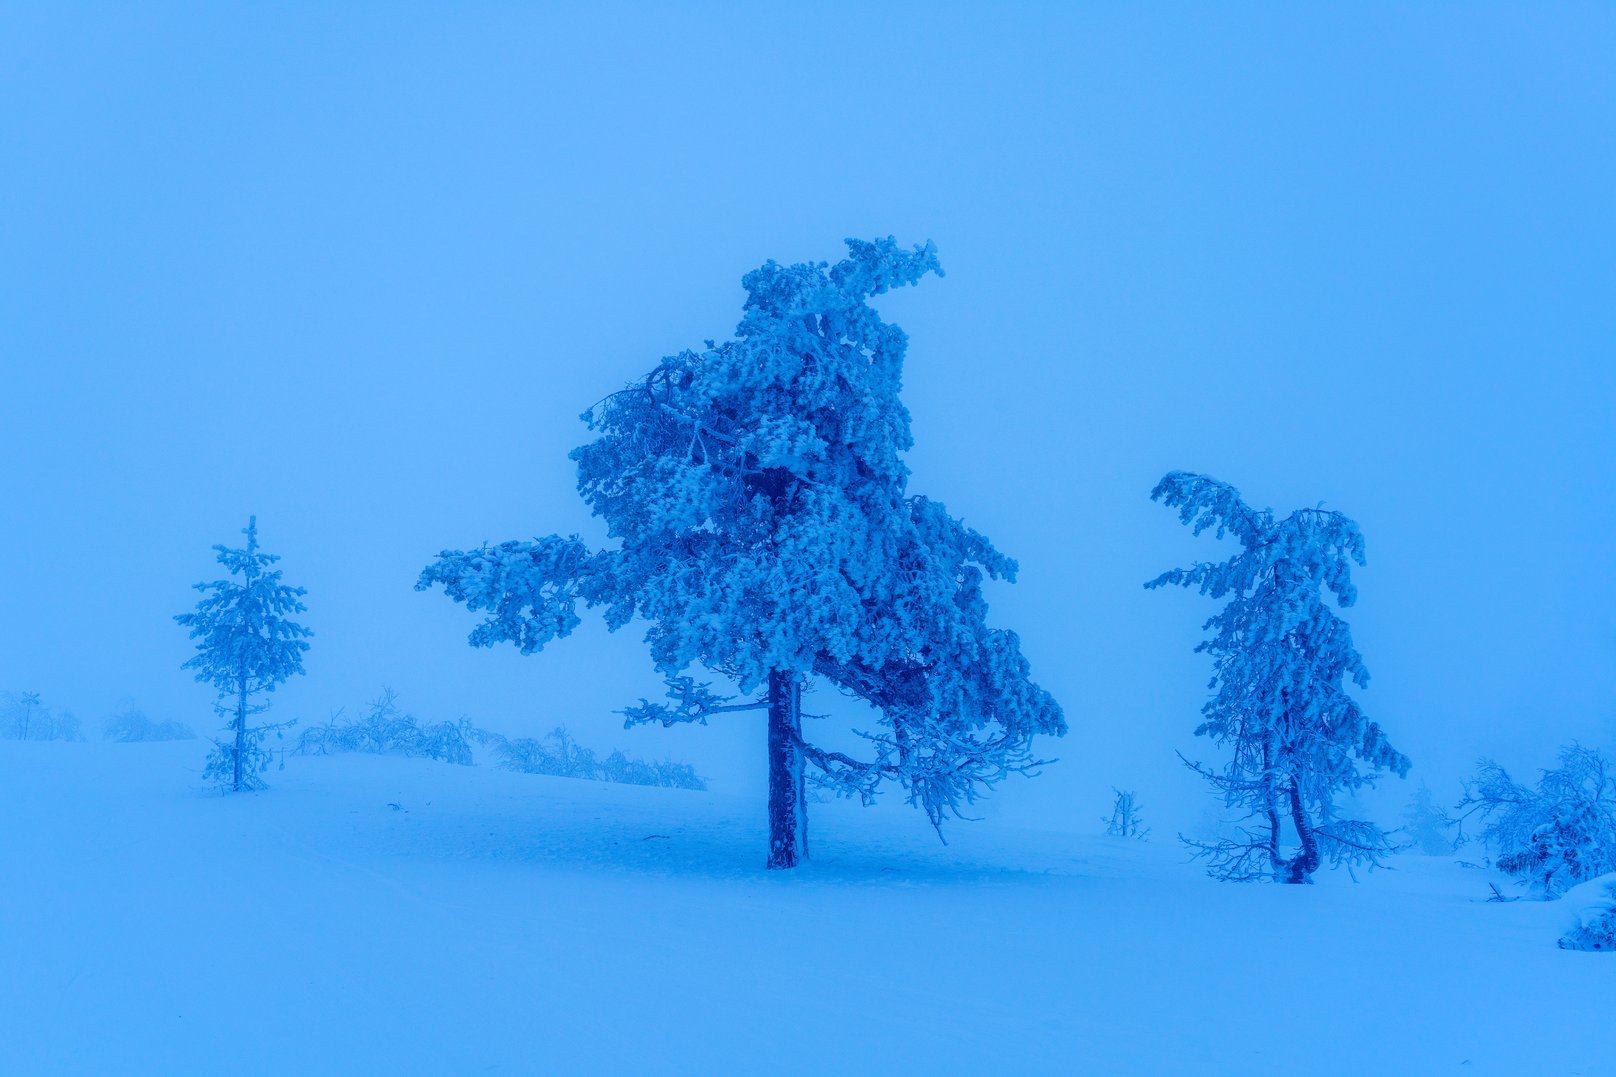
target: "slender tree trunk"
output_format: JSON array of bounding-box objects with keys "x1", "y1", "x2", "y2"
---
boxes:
[
  {"x1": 1261, "y1": 735, "x2": 1284, "y2": 874},
  {"x1": 1282, "y1": 779, "x2": 1321, "y2": 884},
  {"x1": 233, "y1": 677, "x2": 248, "y2": 792},
  {"x1": 766, "y1": 669, "x2": 807, "y2": 870}
]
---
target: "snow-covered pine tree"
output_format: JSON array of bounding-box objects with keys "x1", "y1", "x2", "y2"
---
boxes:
[
  {"x1": 1146, "y1": 472, "x2": 1409, "y2": 883},
  {"x1": 175, "y1": 517, "x2": 311, "y2": 792},
  {"x1": 418, "y1": 237, "x2": 1065, "y2": 868}
]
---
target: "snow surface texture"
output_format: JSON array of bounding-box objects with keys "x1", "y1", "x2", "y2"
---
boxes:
[
  {"x1": 1557, "y1": 872, "x2": 1616, "y2": 952},
  {"x1": 0, "y1": 740, "x2": 1606, "y2": 1076}
]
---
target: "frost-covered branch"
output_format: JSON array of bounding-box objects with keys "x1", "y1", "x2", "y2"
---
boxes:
[{"x1": 621, "y1": 674, "x2": 767, "y2": 728}]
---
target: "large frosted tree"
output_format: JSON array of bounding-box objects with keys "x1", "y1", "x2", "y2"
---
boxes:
[
  {"x1": 419, "y1": 237, "x2": 1065, "y2": 868},
  {"x1": 1147, "y1": 472, "x2": 1409, "y2": 883},
  {"x1": 176, "y1": 517, "x2": 312, "y2": 792}
]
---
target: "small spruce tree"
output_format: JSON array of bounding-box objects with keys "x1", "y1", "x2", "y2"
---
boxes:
[
  {"x1": 1147, "y1": 472, "x2": 1409, "y2": 882},
  {"x1": 176, "y1": 517, "x2": 311, "y2": 791}
]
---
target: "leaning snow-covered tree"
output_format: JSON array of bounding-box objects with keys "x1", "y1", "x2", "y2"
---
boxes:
[
  {"x1": 1147, "y1": 472, "x2": 1409, "y2": 883},
  {"x1": 418, "y1": 238, "x2": 1065, "y2": 868},
  {"x1": 176, "y1": 516, "x2": 311, "y2": 792}
]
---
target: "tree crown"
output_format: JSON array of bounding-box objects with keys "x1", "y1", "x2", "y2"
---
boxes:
[
  {"x1": 176, "y1": 516, "x2": 312, "y2": 696},
  {"x1": 419, "y1": 238, "x2": 1064, "y2": 825}
]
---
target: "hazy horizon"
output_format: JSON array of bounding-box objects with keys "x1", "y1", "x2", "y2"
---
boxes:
[{"x1": 4, "y1": 4, "x2": 1613, "y2": 835}]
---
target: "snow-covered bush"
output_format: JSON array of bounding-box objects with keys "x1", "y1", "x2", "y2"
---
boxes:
[
  {"x1": 0, "y1": 691, "x2": 84, "y2": 742},
  {"x1": 1103, "y1": 788, "x2": 1149, "y2": 840},
  {"x1": 1557, "y1": 873, "x2": 1616, "y2": 952},
  {"x1": 494, "y1": 726, "x2": 598, "y2": 779},
  {"x1": 601, "y1": 750, "x2": 705, "y2": 791},
  {"x1": 496, "y1": 727, "x2": 706, "y2": 791},
  {"x1": 103, "y1": 707, "x2": 197, "y2": 742},
  {"x1": 1457, "y1": 745, "x2": 1616, "y2": 897},
  {"x1": 295, "y1": 689, "x2": 491, "y2": 767}
]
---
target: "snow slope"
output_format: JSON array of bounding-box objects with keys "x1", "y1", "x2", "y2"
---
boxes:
[{"x1": 0, "y1": 741, "x2": 1605, "y2": 1076}]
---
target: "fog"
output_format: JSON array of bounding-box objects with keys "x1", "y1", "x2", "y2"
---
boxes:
[{"x1": 3, "y1": 5, "x2": 1612, "y2": 835}]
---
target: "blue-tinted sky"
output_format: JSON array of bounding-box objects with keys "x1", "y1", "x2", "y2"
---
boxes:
[{"x1": 3, "y1": 4, "x2": 1612, "y2": 826}]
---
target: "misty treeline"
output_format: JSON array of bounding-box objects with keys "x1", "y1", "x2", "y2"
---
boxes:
[
  {"x1": 0, "y1": 692, "x2": 195, "y2": 744},
  {"x1": 148, "y1": 237, "x2": 1609, "y2": 910}
]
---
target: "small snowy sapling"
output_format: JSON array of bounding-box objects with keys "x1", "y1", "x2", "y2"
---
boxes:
[
  {"x1": 175, "y1": 517, "x2": 311, "y2": 791},
  {"x1": 1104, "y1": 788, "x2": 1149, "y2": 840},
  {"x1": 18, "y1": 691, "x2": 38, "y2": 740},
  {"x1": 419, "y1": 238, "x2": 1065, "y2": 868},
  {"x1": 1147, "y1": 472, "x2": 1410, "y2": 883}
]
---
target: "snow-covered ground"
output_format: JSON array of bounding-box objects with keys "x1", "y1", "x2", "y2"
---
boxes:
[{"x1": 0, "y1": 741, "x2": 1605, "y2": 1076}]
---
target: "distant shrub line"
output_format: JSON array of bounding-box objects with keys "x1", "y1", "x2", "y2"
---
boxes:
[
  {"x1": 494, "y1": 727, "x2": 706, "y2": 791},
  {"x1": 103, "y1": 707, "x2": 198, "y2": 743},
  {"x1": 294, "y1": 690, "x2": 705, "y2": 791}
]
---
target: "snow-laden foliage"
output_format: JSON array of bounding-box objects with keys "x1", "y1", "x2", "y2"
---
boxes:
[
  {"x1": 1402, "y1": 782, "x2": 1457, "y2": 856},
  {"x1": 295, "y1": 689, "x2": 492, "y2": 767},
  {"x1": 1557, "y1": 873, "x2": 1616, "y2": 952},
  {"x1": 102, "y1": 707, "x2": 196, "y2": 743},
  {"x1": 0, "y1": 691, "x2": 84, "y2": 742},
  {"x1": 495, "y1": 727, "x2": 706, "y2": 791},
  {"x1": 1103, "y1": 788, "x2": 1149, "y2": 840},
  {"x1": 175, "y1": 517, "x2": 311, "y2": 792},
  {"x1": 419, "y1": 238, "x2": 1064, "y2": 866},
  {"x1": 1147, "y1": 472, "x2": 1410, "y2": 883},
  {"x1": 1457, "y1": 744, "x2": 1616, "y2": 898}
]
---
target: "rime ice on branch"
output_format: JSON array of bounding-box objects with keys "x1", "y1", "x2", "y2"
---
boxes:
[
  {"x1": 418, "y1": 238, "x2": 1065, "y2": 868},
  {"x1": 1147, "y1": 472, "x2": 1409, "y2": 883},
  {"x1": 176, "y1": 517, "x2": 311, "y2": 792}
]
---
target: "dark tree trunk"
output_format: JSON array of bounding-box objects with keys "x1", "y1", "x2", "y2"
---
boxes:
[
  {"x1": 233, "y1": 678, "x2": 248, "y2": 792},
  {"x1": 1282, "y1": 778, "x2": 1321, "y2": 884},
  {"x1": 766, "y1": 669, "x2": 807, "y2": 870}
]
